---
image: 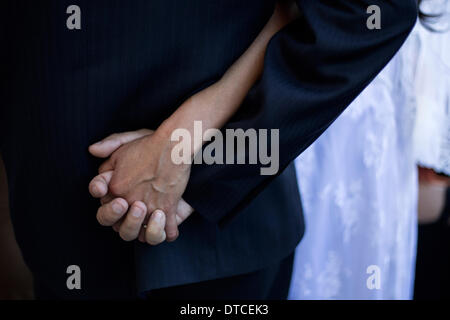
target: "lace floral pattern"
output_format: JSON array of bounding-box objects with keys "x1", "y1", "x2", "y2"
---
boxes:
[
  {"x1": 289, "y1": 27, "x2": 423, "y2": 300},
  {"x1": 412, "y1": 14, "x2": 450, "y2": 176}
]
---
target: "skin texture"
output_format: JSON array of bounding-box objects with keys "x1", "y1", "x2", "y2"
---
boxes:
[
  {"x1": 89, "y1": 1, "x2": 299, "y2": 245},
  {"x1": 89, "y1": 129, "x2": 194, "y2": 244},
  {"x1": 417, "y1": 167, "x2": 450, "y2": 224}
]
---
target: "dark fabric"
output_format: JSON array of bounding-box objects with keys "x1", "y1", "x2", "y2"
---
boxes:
[
  {"x1": 0, "y1": 0, "x2": 417, "y2": 299},
  {"x1": 135, "y1": 162, "x2": 303, "y2": 292},
  {"x1": 414, "y1": 188, "x2": 450, "y2": 300},
  {"x1": 145, "y1": 252, "x2": 294, "y2": 300},
  {"x1": 182, "y1": 0, "x2": 418, "y2": 224}
]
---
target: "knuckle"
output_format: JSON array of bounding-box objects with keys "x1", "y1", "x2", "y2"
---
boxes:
[
  {"x1": 96, "y1": 210, "x2": 110, "y2": 226},
  {"x1": 119, "y1": 227, "x2": 135, "y2": 242},
  {"x1": 132, "y1": 201, "x2": 147, "y2": 216},
  {"x1": 120, "y1": 217, "x2": 141, "y2": 239}
]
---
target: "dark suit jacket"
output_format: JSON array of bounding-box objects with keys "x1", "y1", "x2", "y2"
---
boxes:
[{"x1": 0, "y1": 0, "x2": 417, "y2": 298}]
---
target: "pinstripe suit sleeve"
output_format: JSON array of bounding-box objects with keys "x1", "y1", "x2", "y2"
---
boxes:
[{"x1": 183, "y1": 0, "x2": 418, "y2": 224}]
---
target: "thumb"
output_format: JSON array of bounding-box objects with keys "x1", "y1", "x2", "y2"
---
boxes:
[{"x1": 89, "y1": 129, "x2": 154, "y2": 158}]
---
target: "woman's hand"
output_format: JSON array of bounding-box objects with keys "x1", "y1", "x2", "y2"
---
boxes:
[
  {"x1": 89, "y1": 80, "x2": 229, "y2": 245},
  {"x1": 89, "y1": 129, "x2": 193, "y2": 243}
]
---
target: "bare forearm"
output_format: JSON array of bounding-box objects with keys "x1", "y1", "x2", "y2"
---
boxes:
[
  {"x1": 219, "y1": 1, "x2": 299, "y2": 108},
  {"x1": 158, "y1": 2, "x2": 299, "y2": 154}
]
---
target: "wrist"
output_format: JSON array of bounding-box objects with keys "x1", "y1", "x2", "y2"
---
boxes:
[
  {"x1": 153, "y1": 118, "x2": 196, "y2": 167},
  {"x1": 155, "y1": 116, "x2": 178, "y2": 142}
]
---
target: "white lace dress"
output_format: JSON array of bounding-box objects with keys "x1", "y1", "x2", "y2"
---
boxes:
[
  {"x1": 412, "y1": 14, "x2": 450, "y2": 175},
  {"x1": 288, "y1": 20, "x2": 447, "y2": 299}
]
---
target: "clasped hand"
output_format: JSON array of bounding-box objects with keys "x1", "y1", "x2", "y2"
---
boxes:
[
  {"x1": 88, "y1": 128, "x2": 194, "y2": 245},
  {"x1": 86, "y1": 1, "x2": 298, "y2": 246}
]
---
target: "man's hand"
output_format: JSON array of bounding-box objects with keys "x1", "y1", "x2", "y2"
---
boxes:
[{"x1": 89, "y1": 129, "x2": 193, "y2": 245}]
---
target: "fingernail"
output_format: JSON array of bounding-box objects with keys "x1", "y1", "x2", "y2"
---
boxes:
[
  {"x1": 155, "y1": 210, "x2": 164, "y2": 222},
  {"x1": 112, "y1": 202, "x2": 123, "y2": 215},
  {"x1": 132, "y1": 206, "x2": 143, "y2": 218}
]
